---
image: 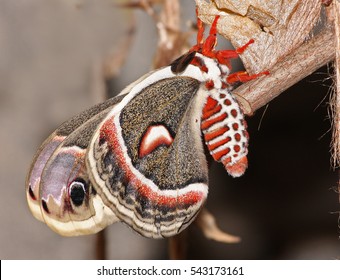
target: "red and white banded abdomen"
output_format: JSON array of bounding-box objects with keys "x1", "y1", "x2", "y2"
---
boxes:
[{"x1": 201, "y1": 90, "x2": 249, "y2": 177}]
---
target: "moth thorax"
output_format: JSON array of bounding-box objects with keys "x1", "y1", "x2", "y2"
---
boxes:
[{"x1": 194, "y1": 53, "x2": 227, "y2": 88}]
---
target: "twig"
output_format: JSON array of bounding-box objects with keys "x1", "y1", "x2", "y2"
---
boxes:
[
  {"x1": 196, "y1": 208, "x2": 241, "y2": 243},
  {"x1": 333, "y1": 1, "x2": 340, "y2": 213},
  {"x1": 96, "y1": 229, "x2": 107, "y2": 259},
  {"x1": 233, "y1": 27, "x2": 336, "y2": 115},
  {"x1": 103, "y1": 18, "x2": 136, "y2": 80},
  {"x1": 331, "y1": 1, "x2": 340, "y2": 166},
  {"x1": 152, "y1": 0, "x2": 191, "y2": 68},
  {"x1": 168, "y1": 231, "x2": 188, "y2": 260}
]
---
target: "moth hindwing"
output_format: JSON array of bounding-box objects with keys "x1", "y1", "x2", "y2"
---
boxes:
[{"x1": 26, "y1": 94, "x2": 126, "y2": 236}]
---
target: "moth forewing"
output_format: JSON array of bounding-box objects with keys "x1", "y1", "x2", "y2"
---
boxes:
[{"x1": 86, "y1": 65, "x2": 210, "y2": 238}]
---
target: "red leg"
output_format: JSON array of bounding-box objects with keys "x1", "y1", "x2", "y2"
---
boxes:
[
  {"x1": 215, "y1": 50, "x2": 237, "y2": 67},
  {"x1": 215, "y1": 39, "x2": 255, "y2": 67},
  {"x1": 202, "y1": 15, "x2": 220, "y2": 55},
  {"x1": 226, "y1": 70, "x2": 269, "y2": 84},
  {"x1": 236, "y1": 39, "x2": 254, "y2": 54},
  {"x1": 215, "y1": 39, "x2": 254, "y2": 62}
]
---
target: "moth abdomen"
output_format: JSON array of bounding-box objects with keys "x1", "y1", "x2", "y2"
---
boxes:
[{"x1": 201, "y1": 91, "x2": 249, "y2": 177}]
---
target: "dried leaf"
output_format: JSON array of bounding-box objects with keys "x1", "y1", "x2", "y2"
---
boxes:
[
  {"x1": 214, "y1": 0, "x2": 293, "y2": 26},
  {"x1": 196, "y1": 208, "x2": 241, "y2": 244},
  {"x1": 196, "y1": 0, "x2": 322, "y2": 73},
  {"x1": 153, "y1": 0, "x2": 192, "y2": 68}
]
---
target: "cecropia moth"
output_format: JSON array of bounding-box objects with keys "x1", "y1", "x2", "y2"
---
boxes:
[{"x1": 26, "y1": 13, "x2": 266, "y2": 238}]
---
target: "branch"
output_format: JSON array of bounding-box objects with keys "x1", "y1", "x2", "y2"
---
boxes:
[
  {"x1": 197, "y1": 0, "x2": 322, "y2": 73},
  {"x1": 233, "y1": 27, "x2": 336, "y2": 115},
  {"x1": 96, "y1": 229, "x2": 107, "y2": 259},
  {"x1": 331, "y1": 1, "x2": 340, "y2": 166}
]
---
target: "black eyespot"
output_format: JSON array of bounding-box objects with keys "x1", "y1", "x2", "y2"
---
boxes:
[{"x1": 69, "y1": 179, "x2": 87, "y2": 206}]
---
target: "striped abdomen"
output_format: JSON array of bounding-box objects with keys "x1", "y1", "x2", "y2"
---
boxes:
[{"x1": 201, "y1": 91, "x2": 249, "y2": 177}]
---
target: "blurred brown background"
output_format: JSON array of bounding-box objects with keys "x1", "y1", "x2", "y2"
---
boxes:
[{"x1": 0, "y1": 0, "x2": 339, "y2": 259}]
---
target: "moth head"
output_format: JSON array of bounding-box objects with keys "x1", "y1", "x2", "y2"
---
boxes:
[{"x1": 189, "y1": 11, "x2": 255, "y2": 77}]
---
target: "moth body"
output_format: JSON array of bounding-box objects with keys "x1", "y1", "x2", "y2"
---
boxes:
[{"x1": 26, "y1": 13, "x2": 266, "y2": 238}]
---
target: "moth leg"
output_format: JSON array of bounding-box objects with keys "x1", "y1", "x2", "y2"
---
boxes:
[
  {"x1": 215, "y1": 39, "x2": 255, "y2": 68},
  {"x1": 235, "y1": 39, "x2": 255, "y2": 54},
  {"x1": 226, "y1": 70, "x2": 270, "y2": 84},
  {"x1": 191, "y1": 12, "x2": 220, "y2": 54},
  {"x1": 202, "y1": 15, "x2": 220, "y2": 54}
]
